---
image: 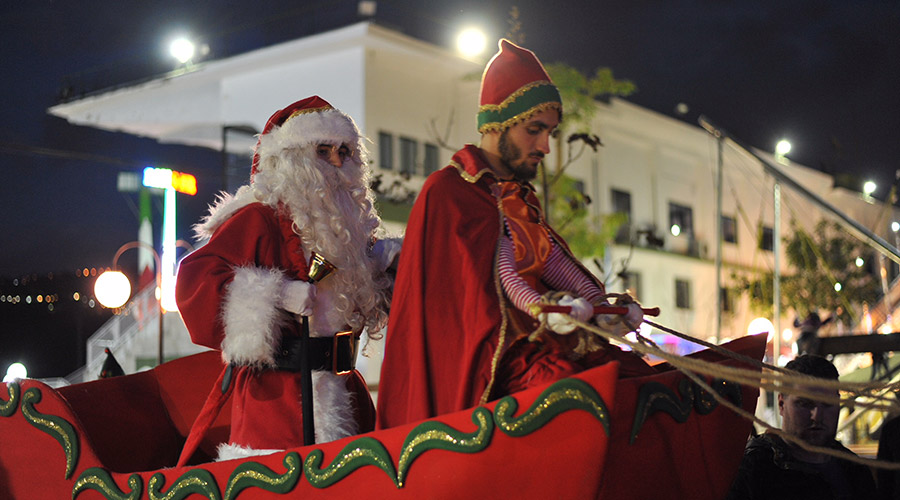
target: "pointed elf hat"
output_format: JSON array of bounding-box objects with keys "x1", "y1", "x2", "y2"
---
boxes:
[
  {"x1": 476, "y1": 39, "x2": 562, "y2": 133},
  {"x1": 250, "y1": 95, "x2": 360, "y2": 178}
]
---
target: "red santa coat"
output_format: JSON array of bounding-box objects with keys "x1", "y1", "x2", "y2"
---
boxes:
[{"x1": 176, "y1": 196, "x2": 374, "y2": 454}]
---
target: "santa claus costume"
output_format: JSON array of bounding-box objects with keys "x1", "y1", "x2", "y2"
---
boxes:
[{"x1": 176, "y1": 96, "x2": 397, "y2": 462}]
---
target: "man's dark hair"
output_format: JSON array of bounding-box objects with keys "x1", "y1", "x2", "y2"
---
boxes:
[{"x1": 784, "y1": 354, "x2": 839, "y2": 380}]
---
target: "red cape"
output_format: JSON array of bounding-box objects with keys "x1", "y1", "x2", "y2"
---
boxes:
[{"x1": 378, "y1": 145, "x2": 519, "y2": 429}]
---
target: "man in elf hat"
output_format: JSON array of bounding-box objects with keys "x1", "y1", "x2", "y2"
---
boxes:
[
  {"x1": 176, "y1": 96, "x2": 399, "y2": 460},
  {"x1": 377, "y1": 40, "x2": 653, "y2": 429}
]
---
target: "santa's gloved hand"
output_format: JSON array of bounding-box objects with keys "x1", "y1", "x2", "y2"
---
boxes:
[
  {"x1": 595, "y1": 302, "x2": 643, "y2": 335},
  {"x1": 543, "y1": 295, "x2": 593, "y2": 335},
  {"x1": 372, "y1": 237, "x2": 402, "y2": 272},
  {"x1": 278, "y1": 280, "x2": 317, "y2": 316}
]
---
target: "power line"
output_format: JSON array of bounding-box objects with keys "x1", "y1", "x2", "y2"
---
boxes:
[{"x1": 0, "y1": 141, "x2": 198, "y2": 173}]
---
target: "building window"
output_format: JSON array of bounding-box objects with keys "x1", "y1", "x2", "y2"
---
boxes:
[
  {"x1": 424, "y1": 143, "x2": 439, "y2": 176},
  {"x1": 675, "y1": 279, "x2": 692, "y2": 309},
  {"x1": 399, "y1": 137, "x2": 418, "y2": 176},
  {"x1": 378, "y1": 132, "x2": 393, "y2": 170},
  {"x1": 669, "y1": 202, "x2": 693, "y2": 237},
  {"x1": 721, "y1": 215, "x2": 737, "y2": 244},
  {"x1": 720, "y1": 286, "x2": 733, "y2": 312},
  {"x1": 620, "y1": 271, "x2": 641, "y2": 300},
  {"x1": 759, "y1": 225, "x2": 774, "y2": 251},
  {"x1": 612, "y1": 189, "x2": 631, "y2": 244}
]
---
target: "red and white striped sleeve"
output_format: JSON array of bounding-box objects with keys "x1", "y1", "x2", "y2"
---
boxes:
[
  {"x1": 498, "y1": 235, "x2": 543, "y2": 316},
  {"x1": 543, "y1": 243, "x2": 605, "y2": 304}
]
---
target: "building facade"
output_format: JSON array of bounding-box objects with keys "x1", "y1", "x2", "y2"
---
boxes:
[{"x1": 50, "y1": 22, "x2": 900, "y2": 382}]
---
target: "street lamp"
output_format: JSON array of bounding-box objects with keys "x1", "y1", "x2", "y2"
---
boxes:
[
  {"x1": 94, "y1": 241, "x2": 164, "y2": 365},
  {"x1": 775, "y1": 139, "x2": 792, "y2": 157},
  {"x1": 456, "y1": 27, "x2": 487, "y2": 59},
  {"x1": 169, "y1": 37, "x2": 195, "y2": 64},
  {"x1": 747, "y1": 317, "x2": 775, "y2": 342},
  {"x1": 3, "y1": 363, "x2": 26, "y2": 383},
  {"x1": 864, "y1": 180, "x2": 877, "y2": 198}
]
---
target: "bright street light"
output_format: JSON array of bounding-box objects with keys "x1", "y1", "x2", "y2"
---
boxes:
[
  {"x1": 864, "y1": 180, "x2": 877, "y2": 197},
  {"x1": 775, "y1": 139, "x2": 792, "y2": 157},
  {"x1": 95, "y1": 241, "x2": 165, "y2": 365},
  {"x1": 748, "y1": 317, "x2": 775, "y2": 341},
  {"x1": 94, "y1": 271, "x2": 131, "y2": 309},
  {"x1": 892, "y1": 221, "x2": 900, "y2": 232},
  {"x1": 169, "y1": 37, "x2": 196, "y2": 64},
  {"x1": 781, "y1": 328, "x2": 793, "y2": 342},
  {"x1": 3, "y1": 363, "x2": 26, "y2": 383},
  {"x1": 456, "y1": 28, "x2": 487, "y2": 59}
]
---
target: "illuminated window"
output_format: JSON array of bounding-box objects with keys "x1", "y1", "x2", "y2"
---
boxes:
[{"x1": 669, "y1": 202, "x2": 693, "y2": 237}]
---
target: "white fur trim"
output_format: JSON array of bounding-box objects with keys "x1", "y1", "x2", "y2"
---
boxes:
[
  {"x1": 256, "y1": 108, "x2": 360, "y2": 161},
  {"x1": 221, "y1": 266, "x2": 288, "y2": 366},
  {"x1": 193, "y1": 185, "x2": 258, "y2": 241},
  {"x1": 312, "y1": 371, "x2": 358, "y2": 443},
  {"x1": 216, "y1": 443, "x2": 281, "y2": 462}
]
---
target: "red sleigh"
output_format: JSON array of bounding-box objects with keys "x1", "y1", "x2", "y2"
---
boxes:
[{"x1": 0, "y1": 334, "x2": 765, "y2": 499}]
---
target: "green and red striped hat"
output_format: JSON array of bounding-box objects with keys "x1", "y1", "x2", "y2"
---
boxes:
[{"x1": 477, "y1": 39, "x2": 562, "y2": 133}]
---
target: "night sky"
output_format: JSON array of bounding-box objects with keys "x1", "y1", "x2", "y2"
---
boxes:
[{"x1": 1, "y1": 0, "x2": 898, "y2": 377}]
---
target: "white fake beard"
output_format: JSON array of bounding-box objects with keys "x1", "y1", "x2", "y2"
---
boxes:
[{"x1": 252, "y1": 147, "x2": 390, "y2": 334}]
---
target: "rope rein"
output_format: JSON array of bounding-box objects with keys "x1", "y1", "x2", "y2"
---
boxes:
[{"x1": 552, "y1": 311, "x2": 900, "y2": 470}]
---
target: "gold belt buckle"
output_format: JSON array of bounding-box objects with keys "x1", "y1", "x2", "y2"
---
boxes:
[{"x1": 333, "y1": 330, "x2": 354, "y2": 375}]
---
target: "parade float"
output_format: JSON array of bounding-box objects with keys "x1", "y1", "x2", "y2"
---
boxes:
[{"x1": 0, "y1": 332, "x2": 765, "y2": 499}]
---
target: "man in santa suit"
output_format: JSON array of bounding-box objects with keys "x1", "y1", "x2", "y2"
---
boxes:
[
  {"x1": 376, "y1": 40, "x2": 655, "y2": 430},
  {"x1": 176, "y1": 96, "x2": 399, "y2": 460}
]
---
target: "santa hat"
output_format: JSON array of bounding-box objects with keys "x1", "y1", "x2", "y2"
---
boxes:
[
  {"x1": 477, "y1": 39, "x2": 562, "y2": 133},
  {"x1": 251, "y1": 95, "x2": 360, "y2": 178}
]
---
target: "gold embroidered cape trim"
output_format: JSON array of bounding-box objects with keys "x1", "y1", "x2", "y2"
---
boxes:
[{"x1": 450, "y1": 159, "x2": 495, "y2": 184}]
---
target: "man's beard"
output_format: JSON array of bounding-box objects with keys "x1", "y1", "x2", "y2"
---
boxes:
[{"x1": 498, "y1": 129, "x2": 541, "y2": 182}]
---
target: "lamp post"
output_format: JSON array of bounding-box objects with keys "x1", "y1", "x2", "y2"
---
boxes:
[{"x1": 94, "y1": 241, "x2": 164, "y2": 365}]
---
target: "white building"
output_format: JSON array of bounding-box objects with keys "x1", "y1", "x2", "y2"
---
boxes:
[{"x1": 50, "y1": 22, "x2": 900, "y2": 383}]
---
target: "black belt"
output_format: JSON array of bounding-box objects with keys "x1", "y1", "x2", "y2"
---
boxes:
[{"x1": 274, "y1": 331, "x2": 357, "y2": 375}]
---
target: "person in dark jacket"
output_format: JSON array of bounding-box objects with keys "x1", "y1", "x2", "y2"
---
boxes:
[
  {"x1": 877, "y1": 413, "x2": 900, "y2": 499},
  {"x1": 726, "y1": 354, "x2": 876, "y2": 500}
]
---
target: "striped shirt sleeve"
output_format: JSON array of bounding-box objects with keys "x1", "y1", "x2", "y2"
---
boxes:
[{"x1": 542, "y1": 243, "x2": 605, "y2": 304}]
